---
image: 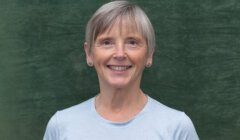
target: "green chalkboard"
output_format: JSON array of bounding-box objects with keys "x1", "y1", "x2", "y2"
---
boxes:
[{"x1": 0, "y1": 0, "x2": 239, "y2": 140}]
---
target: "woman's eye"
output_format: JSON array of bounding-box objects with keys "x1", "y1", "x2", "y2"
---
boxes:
[
  {"x1": 103, "y1": 40, "x2": 111, "y2": 45},
  {"x1": 129, "y1": 40, "x2": 137, "y2": 45},
  {"x1": 127, "y1": 39, "x2": 138, "y2": 47},
  {"x1": 100, "y1": 39, "x2": 114, "y2": 47}
]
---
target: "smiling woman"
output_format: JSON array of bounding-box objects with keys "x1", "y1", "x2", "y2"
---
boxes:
[
  {"x1": 86, "y1": 19, "x2": 151, "y2": 91},
  {"x1": 43, "y1": 1, "x2": 199, "y2": 140}
]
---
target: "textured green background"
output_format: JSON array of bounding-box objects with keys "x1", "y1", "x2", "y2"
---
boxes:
[{"x1": 0, "y1": 0, "x2": 240, "y2": 140}]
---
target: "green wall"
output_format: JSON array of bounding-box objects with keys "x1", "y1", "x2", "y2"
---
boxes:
[{"x1": 0, "y1": 0, "x2": 239, "y2": 139}]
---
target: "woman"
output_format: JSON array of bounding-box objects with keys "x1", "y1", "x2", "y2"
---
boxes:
[{"x1": 44, "y1": 1, "x2": 199, "y2": 140}]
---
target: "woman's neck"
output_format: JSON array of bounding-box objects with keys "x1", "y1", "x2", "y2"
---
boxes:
[{"x1": 95, "y1": 88, "x2": 147, "y2": 122}]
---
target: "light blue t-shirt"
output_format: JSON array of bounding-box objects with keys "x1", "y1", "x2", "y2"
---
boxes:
[{"x1": 44, "y1": 96, "x2": 199, "y2": 140}]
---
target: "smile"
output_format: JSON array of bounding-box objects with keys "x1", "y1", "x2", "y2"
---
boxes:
[{"x1": 107, "y1": 65, "x2": 132, "y2": 71}]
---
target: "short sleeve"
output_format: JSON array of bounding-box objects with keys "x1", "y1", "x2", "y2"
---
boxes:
[
  {"x1": 43, "y1": 112, "x2": 60, "y2": 140},
  {"x1": 174, "y1": 113, "x2": 199, "y2": 140}
]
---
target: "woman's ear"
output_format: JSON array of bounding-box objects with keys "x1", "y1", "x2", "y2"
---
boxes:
[
  {"x1": 146, "y1": 48, "x2": 154, "y2": 67},
  {"x1": 84, "y1": 42, "x2": 93, "y2": 67}
]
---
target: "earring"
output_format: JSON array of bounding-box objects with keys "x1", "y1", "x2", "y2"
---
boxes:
[
  {"x1": 88, "y1": 62, "x2": 93, "y2": 67},
  {"x1": 146, "y1": 63, "x2": 152, "y2": 68}
]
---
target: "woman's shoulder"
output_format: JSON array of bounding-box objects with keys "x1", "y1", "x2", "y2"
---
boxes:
[
  {"x1": 43, "y1": 97, "x2": 95, "y2": 139},
  {"x1": 145, "y1": 96, "x2": 199, "y2": 139},
  {"x1": 147, "y1": 96, "x2": 193, "y2": 126},
  {"x1": 50, "y1": 97, "x2": 95, "y2": 123}
]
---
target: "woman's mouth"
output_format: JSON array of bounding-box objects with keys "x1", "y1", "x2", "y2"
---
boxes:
[{"x1": 107, "y1": 65, "x2": 132, "y2": 71}]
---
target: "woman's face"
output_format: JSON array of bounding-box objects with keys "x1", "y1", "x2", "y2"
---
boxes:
[{"x1": 85, "y1": 20, "x2": 153, "y2": 89}]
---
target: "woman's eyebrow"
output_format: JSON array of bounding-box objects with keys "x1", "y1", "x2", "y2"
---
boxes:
[{"x1": 126, "y1": 36, "x2": 141, "y2": 40}]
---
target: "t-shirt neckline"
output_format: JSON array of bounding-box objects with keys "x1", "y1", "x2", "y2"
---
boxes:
[{"x1": 91, "y1": 94, "x2": 151, "y2": 127}]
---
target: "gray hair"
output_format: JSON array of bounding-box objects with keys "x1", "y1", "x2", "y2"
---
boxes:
[{"x1": 85, "y1": 0, "x2": 155, "y2": 52}]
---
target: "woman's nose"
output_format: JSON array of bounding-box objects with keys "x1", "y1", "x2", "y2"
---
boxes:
[{"x1": 113, "y1": 43, "x2": 126, "y2": 60}]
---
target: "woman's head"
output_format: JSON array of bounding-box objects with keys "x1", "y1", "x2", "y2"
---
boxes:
[
  {"x1": 85, "y1": 0, "x2": 155, "y2": 53},
  {"x1": 84, "y1": 1, "x2": 155, "y2": 89}
]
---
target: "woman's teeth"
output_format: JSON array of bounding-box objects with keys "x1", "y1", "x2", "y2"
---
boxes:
[{"x1": 108, "y1": 65, "x2": 131, "y2": 71}]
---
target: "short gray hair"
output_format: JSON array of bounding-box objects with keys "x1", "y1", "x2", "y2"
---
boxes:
[{"x1": 85, "y1": 0, "x2": 155, "y2": 52}]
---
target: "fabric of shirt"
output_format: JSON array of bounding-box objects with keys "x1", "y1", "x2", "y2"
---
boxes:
[{"x1": 43, "y1": 96, "x2": 199, "y2": 140}]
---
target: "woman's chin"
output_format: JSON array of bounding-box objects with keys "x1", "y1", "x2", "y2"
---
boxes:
[
  {"x1": 107, "y1": 79, "x2": 132, "y2": 89},
  {"x1": 109, "y1": 82, "x2": 129, "y2": 89}
]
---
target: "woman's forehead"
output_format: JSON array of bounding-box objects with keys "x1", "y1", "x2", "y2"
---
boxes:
[{"x1": 101, "y1": 17, "x2": 142, "y2": 36}]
